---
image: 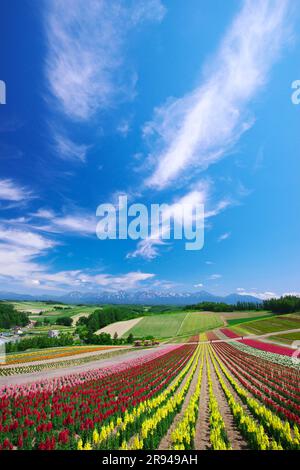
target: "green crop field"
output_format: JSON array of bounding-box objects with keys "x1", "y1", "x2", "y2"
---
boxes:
[
  {"x1": 124, "y1": 311, "x2": 224, "y2": 339},
  {"x1": 227, "y1": 313, "x2": 275, "y2": 326},
  {"x1": 221, "y1": 310, "x2": 269, "y2": 319},
  {"x1": 231, "y1": 313, "x2": 300, "y2": 336},
  {"x1": 270, "y1": 331, "x2": 300, "y2": 345}
]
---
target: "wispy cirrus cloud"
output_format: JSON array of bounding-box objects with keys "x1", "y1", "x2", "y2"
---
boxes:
[
  {"x1": 127, "y1": 181, "x2": 233, "y2": 260},
  {"x1": 45, "y1": 0, "x2": 166, "y2": 121},
  {"x1": 0, "y1": 224, "x2": 56, "y2": 281},
  {"x1": 218, "y1": 232, "x2": 231, "y2": 242},
  {"x1": 144, "y1": 0, "x2": 291, "y2": 189},
  {"x1": 0, "y1": 179, "x2": 33, "y2": 202},
  {"x1": 127, "y1": 186, "x2": 207, "y2": 260},
  {"x1": 53, "y1": 131, "x2": 91, "y2": 163},
  {"x1": 32, "y1": 208, "x2": 97, "y2": 236}
]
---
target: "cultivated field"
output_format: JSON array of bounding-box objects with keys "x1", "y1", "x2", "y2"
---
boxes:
[
  {"x1": 1, "y1": 303, "x2": 300, "y2": 451},
  {"x1": 1, "y1": 333, "x2": 299, "y2": 450},
  {"x1": 95, "y1": 317, "x2": 143, "y2": 337},
  {"x1": 231, "y1": 314, "x2": 300, "y2": 337},
  {"x1": 124, "y1": 311, "x2": 223, "y2": 339}
]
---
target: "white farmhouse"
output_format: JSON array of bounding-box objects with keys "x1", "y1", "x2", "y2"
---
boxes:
[{"x1": 48, "y1": 329, "x2": 60, "y2": 338}]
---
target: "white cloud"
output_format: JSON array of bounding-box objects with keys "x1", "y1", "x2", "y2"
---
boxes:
[
  {"x1": 218, "y1": 231, "x2": 231, "y2": 242},
  {"x1": 117, "y1": 120, "x2": 131, "y2": 137},
  {"x1": 45, "y1": 0, "x2": 165, "y2": 120},
  {"x1": 208, "y1": 274, "x2": 222, "y2": 280},
  {"x1": 32, "y1": 209, "x2": 97, "y2": 236},
  {"x1": 0, "y1": 220, "x2": 155, "y2": 292},
  {"x1": 127, "y1": 187, "x2": 206, "y2": 260},
  {"x1": 194, "y1": 283, "x2": 203, "y2": 288},
  {"x1": 127, "y1": 181, "x2": 233, "y2": 259},
  {"x1": 0, "y1": 224, "x2": 56, "y2": 280},
  {"x1": 53, "y1": 132, "x2": 91, "y2": 162},
  {"x1": 0, "y1": 179, "x2": 33, "y2": 202},
  {"x1": 237, "y1": 289, "x2": 278, "y2": 300},
  {"x1": 144, "y1": 0, "x2": 290, "y2": 189}
]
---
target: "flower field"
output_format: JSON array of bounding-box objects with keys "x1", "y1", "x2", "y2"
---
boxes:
[
  {"x1": 2, "y1": 346, "x2": 122, "y2": 366},
  {"x1": 0, "y1": 334, "x2": 299, "y2": 450},
  {"x1": 220, "y1": 328, "x2": 296, "y2": 356}
]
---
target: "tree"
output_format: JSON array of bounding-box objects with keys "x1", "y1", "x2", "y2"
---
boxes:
[
  {"x1": 0, "y1": 303, "x2": 29, "y2": 329},
  {"x1": 127, "y1": 333, "x2": 134, "y2": 344},
  {"x1": 56, "y1": 316, "x2": 72, "y2": 326}
]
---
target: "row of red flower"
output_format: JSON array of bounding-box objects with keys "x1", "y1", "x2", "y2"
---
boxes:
[
  {"x1": 214, "y1": 342, "x2": 300, "y2": 400},
  {"x1": 0, "y1": 342, "x2": 198, "y2": 450},
  {"x1": 212, "y1": 342, "x2": 300, "y2": 426}
]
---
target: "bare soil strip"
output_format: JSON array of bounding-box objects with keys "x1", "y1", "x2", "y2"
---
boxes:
[
  {"x1": 209, "y1": 346, "x2": 281, "y2": 442},
  {"x1": 95, "y1": 317, "x2": 143, "y2": 337},
  {"x1": 158, "y1": 350, "x2": 201, "y2": 450},
  {"x1": 208, "y1": 350, "x2": 248, "y2": 450}
]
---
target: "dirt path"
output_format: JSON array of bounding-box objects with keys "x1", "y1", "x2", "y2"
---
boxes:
[
  {"x1": 208, "y1": 349, "x2": 248, "y2": 450},
  {"x1": 194, "y1": 355, "x2": 210, "y2": 450},
  {"x1": 158, "y1": 349, "x2": 201, "y2": 450}
]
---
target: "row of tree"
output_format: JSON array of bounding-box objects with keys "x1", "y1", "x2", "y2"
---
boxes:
[
  {"x1": 184, "y1": 301, "x2": 262, "y2": 312},
  {"x1": 5, "y1": 333, "x2": 74, "y2": 353},
  {"x1": 185, "y1": 296, "x2": 300, "y2": 314}
]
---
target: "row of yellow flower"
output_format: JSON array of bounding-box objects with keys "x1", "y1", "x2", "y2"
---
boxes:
[
  {"x1": 122, "y1": 344, "x2": 202, "y2": 450},
  {"x1": 210, "y1": 345, "x2": 300, "y2": 449},
  {"x1": 206, "y1": 349, "x2": 232, "y2": 450},
  {"x1": 170, "y1": 346, "x2": 204, "y2": 449},
  {"x1": 78, "y1": 344, "x2": 201, "y2": 450},
  {"x1": 209, "y1": 346, "x2": 286, "y2": 450}
]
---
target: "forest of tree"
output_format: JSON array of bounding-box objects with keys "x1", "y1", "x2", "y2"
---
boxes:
[
  {"x1": 0, "y1": 303, "x2": 29, "y2": 329},
  {"x1": 263, "y1": 295, "x2": 300, "y2": 313}
]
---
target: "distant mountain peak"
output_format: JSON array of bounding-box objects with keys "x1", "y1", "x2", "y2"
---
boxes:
[{"x1": 0, "y1": 289, "x2": 262, "y2": 305}]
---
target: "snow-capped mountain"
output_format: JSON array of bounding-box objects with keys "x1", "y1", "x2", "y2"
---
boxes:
[{"x1": 0, "y1": 289, "x2": 263, "y2": 305}]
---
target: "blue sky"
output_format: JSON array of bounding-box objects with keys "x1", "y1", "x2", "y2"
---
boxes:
[{"x1": 0, "y1": 0, "x2": 299, "y2": 298}]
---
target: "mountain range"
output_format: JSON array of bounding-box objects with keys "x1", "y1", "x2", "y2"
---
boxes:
[{"x1": 0, "y1": 290, "x2": 263, "y2": 305}]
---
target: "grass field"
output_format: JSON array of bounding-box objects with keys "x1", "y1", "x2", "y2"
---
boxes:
[{"x1": 124, "y1": 311, "x2": 224, "y2": 339}]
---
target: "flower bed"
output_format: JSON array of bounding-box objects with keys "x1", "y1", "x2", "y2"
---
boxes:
[{"x1": 220, "y1": 328, "x2": 295, "y2": 357}]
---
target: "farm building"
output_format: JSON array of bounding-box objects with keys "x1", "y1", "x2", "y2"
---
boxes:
[{"x1": 48, "y1": 329, "x2": 60, "y2": 338}]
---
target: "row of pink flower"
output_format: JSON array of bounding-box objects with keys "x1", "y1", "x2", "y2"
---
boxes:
[
  {"x1": 220, "y1": 328, "x2": 295, "y2": 357},
  {"x1": 0, "y1": 344, "x2": 181, "y2": 399}
]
